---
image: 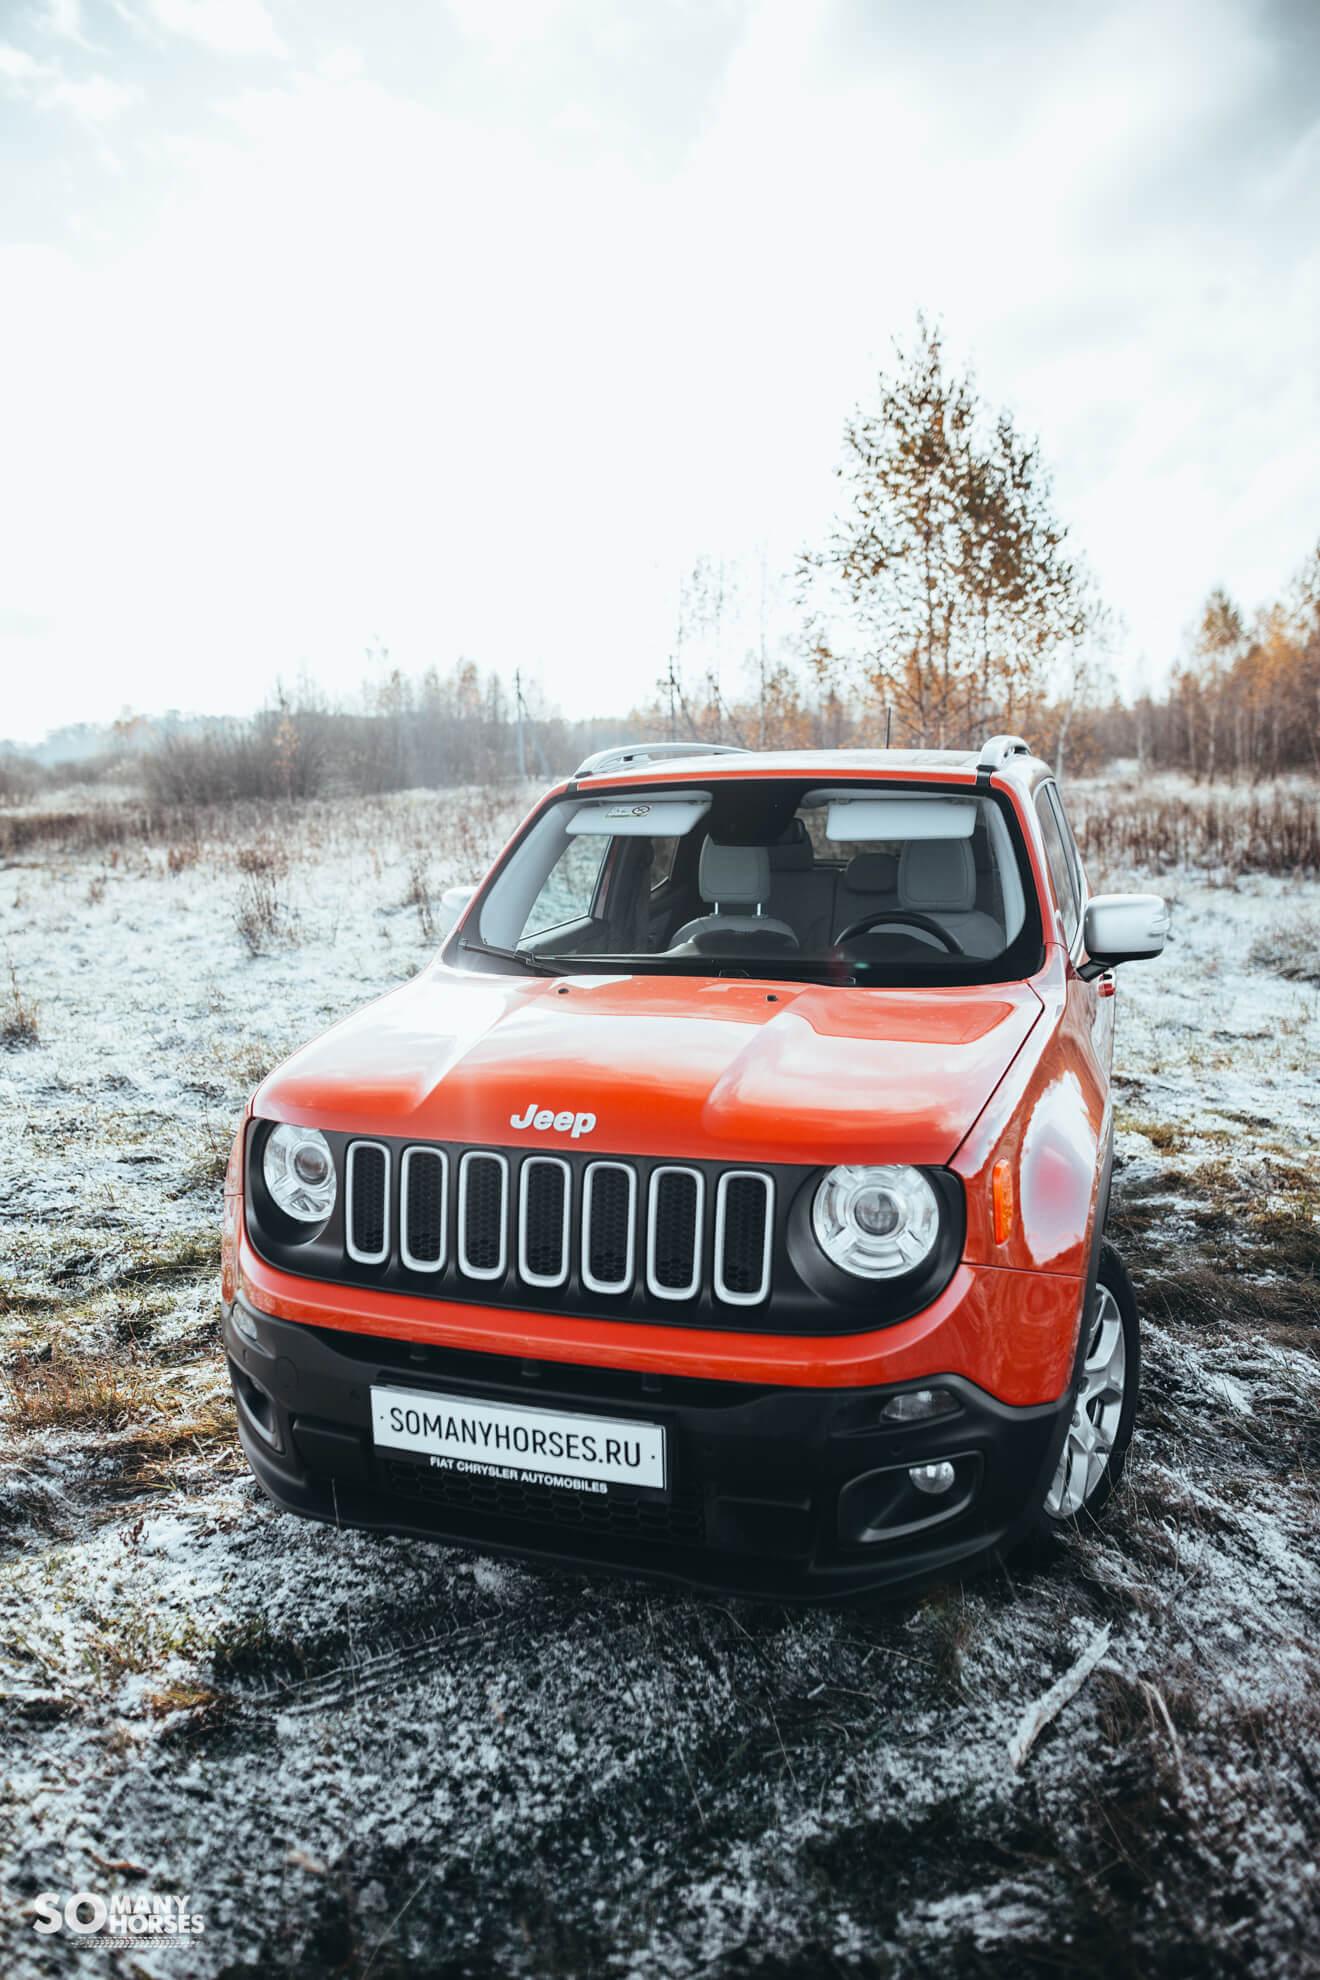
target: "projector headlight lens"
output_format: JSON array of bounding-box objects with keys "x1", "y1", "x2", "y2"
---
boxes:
[
  {"x1": 263, "y1": 1125, "x2": 337, "y2": 1223},
  {"x1": 812, "y1": 1164, "x2": 940, "y2": 1279}
]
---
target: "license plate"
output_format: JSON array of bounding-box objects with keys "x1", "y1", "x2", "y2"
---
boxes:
[{"x1": 369, "y1": 1385, "x2": 667, "y2": 1496}]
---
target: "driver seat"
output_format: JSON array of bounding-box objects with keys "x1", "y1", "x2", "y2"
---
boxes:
[
  {"x1": 670, "y1": 841, "x2": 800, "y2": 949},
  {"x1": 897, "y1": 840, "x2": 1004, "y2": 957}
]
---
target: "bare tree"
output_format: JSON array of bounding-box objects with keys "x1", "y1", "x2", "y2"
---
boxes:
[{"x1": 803, "y1": 318, "x2": 1101, "y2": 747}]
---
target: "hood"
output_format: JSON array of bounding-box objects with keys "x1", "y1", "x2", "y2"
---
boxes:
[{"x1": 255, "y1": 966, "x2": 1044, "y2": 1168}]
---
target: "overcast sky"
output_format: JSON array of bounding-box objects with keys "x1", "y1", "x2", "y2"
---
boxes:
[{"x1": 1, "y1": 0, "x2": 1317, "y2": 743}]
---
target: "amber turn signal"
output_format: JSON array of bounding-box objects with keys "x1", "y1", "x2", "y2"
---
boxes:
[{"x1": 991, "y1": 1159, "x2": 1015, "y2": 1244}]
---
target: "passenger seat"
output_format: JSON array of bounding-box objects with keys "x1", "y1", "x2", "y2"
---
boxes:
[{"x1": 896, "y1": 840, "x2": 1004, "y2": 956}]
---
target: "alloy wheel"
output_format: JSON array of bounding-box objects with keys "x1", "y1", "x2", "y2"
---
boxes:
[{"x1": 1044, "y1": 1282, "x2": 1127, "y2": 1519}]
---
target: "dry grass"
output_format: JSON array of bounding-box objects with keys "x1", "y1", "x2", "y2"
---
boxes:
[
  {"x1": 1, "y1": 960, "x2": 40, "y2": 1048},
  {"x1": 3, "y1": 1359, "x2": 153, "y2": 1433},
  {"x1": 143, "y1": 1679, "x2": 223, "y2": 1720},
  {"x1": 234, "y1": 843, "x2": 297, "y2": 955},
  {"x1": 1248, "y1": 910, "x2": 1320, "y2": 984},
  {"x1": 3, "y1": 1351, "x2": 233, "y2": 1474},
  {"x1": 1071, "y1": 782, "x2": 1320, "y2": 876},
  {"x1": 403, "y1": 849, "x2": 436, "y2": 941}
]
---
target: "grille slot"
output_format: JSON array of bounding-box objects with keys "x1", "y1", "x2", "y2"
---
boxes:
[
  {"x1": 518, "y1": 1157, "x2": 571, "y2": 1287},
  {"x1": 581, "y1": 1161, "x2": 636, "y2": 1294},
  {"x1": 401, "y1": 1147, "x2": 447, "y2": 1273},
  {"x1": 346, "y1": 1141, "x2": 390, "y2": 1264},
  {"x1": 378, "y1": 1455, "x2": 704, "y2": 1547},
  {"x1": 714, "y1": 1171, "x2": 774, "y2": 1305},
  {"x1": 646, "y1": 1166, "x2": 704, "y2": 1301},
  {"x1": 458, "y1": 1151, "x2": 509, "y2": 1280}
]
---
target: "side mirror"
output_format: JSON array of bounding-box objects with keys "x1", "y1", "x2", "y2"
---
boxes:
[
  {"x1": 437, "y1": 884, "x2": 477, "y2": 937},
  {"x1": 1077, "y1": 893, "x2": 1168, "y2": 979}
]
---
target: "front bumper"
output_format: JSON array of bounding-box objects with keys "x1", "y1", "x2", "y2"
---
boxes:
[{"x1": 223, "y1": 1295, "x2": 1071, "y2": 1600}]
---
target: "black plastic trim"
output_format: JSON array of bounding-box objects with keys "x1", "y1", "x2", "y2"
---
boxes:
[
  {"x1": 244, "y1": 1119, "x2": 965, "y2": 1338},
  {"x1": 224, "y1": 1298, "x2": 1070, "y2": 1602}
]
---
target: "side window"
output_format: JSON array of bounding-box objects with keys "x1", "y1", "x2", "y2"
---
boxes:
[
  {"x1": 520, "y1": 834, "x2": 608, "y2": 941},
  {"x1": 1035, "y1": 786, "x2": 1081, "y2": 945},
  {"x1": 1048, "y1": 785, "x2": 1087, "y2": 910}
]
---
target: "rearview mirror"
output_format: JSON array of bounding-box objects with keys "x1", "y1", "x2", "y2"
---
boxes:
[{"x1": 1078, "y1": 893, "x2": 1168, "y2": 978}]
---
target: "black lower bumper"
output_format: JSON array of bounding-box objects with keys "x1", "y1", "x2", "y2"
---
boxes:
[{"x1": 222, "y1": 1296, "x2": 1070, "y2": 1601}]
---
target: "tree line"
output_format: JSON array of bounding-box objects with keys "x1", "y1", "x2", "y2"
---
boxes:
[
  {"x1": 3, "y1": 315, "x2": 1316, "y2": 804},
  {"x1": 1098, "y1": 569, "x2": 1320, "y2": 779}
]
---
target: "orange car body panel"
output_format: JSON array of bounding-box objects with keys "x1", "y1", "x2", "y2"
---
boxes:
[
  {"x1": 251, "y1": 970, "x2": 1044, "y2": 1169},
  {"x1": 234, "y1": 760, "x2": 1109, "y2": 1413}
]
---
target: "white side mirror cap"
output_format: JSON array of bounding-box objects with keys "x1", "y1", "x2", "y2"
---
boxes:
[
  {"x1": 437, "y1": 884, "x2": 477, "y2": 937},
  {"x1": 1081, "y1": 893, "x2": 1168, "y2": 974}
]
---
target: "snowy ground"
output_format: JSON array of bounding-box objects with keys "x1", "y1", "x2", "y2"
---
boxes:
[{"x1": 1, "y1": 790, "x2": 1318, "y2": 1978}]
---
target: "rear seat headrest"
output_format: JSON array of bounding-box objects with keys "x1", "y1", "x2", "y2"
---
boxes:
[
  {"x1": 769, "y1": 820, "x2": 814, "y2": 871},
  {"x1": 842, "y1": 851, "x2": 899, "y2": 894}
]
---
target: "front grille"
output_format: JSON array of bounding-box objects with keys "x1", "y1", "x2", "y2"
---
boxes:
[
  {"x1": 582, "y1": 1161, "x2": 634, "y2": 1292},
  {"x1": 378, "y1": 1455, "x2": 705, "y2": 1547},
  {"x1": 518, "y1": 1157, "x2": 570, "y2": 1286},
  {"x1": 647, "y1": 1167, "x2": 703, "y2": 1299},
  {"x1": 253, "y1": 1122, "x2": 958, "y2": 1336},
  {"x1": 714, "y1": 1171, "x2": 773, "y2": 1305},
  {"x1": 346, "y1": 1142, "x2": 388, "y2": 1262},
  {"x1": 342, "y1": 1137, "x2": 777, "y2": 1315},
  {"x1": 401, "y1": 1148, "x2": 447, "y2": 1272},
  {"x1": 458, "y1": 1151, "x2": 508, "y2": 1279}
]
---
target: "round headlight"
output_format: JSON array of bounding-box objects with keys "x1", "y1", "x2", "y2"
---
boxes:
[
  {"x1": 263, "y1": 1125, "x2": 337, "y2": 1224},
  {"x1": 811, "y1": 1164, "x2": 940, "y2": 1279}
]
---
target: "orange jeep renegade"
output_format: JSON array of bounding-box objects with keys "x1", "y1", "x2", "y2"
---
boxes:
[{"x1": 222, "y1": 738, "x2": 1168, "y2": 1598}]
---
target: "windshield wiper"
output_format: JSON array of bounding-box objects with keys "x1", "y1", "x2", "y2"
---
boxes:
[{"x1": 461, "y1": 941, "x2": 566, "y2": 976}]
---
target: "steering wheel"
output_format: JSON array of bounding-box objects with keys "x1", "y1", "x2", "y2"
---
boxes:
[{"x1": 833, "y1": 909, "x2": 965, "y2": 955}]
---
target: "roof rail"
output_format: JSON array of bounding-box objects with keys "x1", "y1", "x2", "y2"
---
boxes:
[
  {"x1": 976, "y1": 733, "x2": 1032, "y2": 773},
  {"x1": 574, "y1": 740, "x2": 752, "y2": 779}
]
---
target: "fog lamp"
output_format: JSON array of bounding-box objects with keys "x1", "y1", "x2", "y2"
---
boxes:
[
  {"x1": 908, "y1": 1460, "x2": 957, "y2": 1497},
  {"x1": 232, "y1": 1304, "x2": 260, "y2": 1345},
  {"x1": 881, "y1": 1387, "x2": 957, "y2": 1425}
]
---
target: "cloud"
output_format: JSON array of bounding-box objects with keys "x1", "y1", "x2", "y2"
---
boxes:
[
  {"x1": 44, "y1": 72, "x2": 139, "y2": 118},
  {"x1": 42, "y1": 0, "x2": 97, "y2": 50},
  {"x1": 0, "y1": 41, "x2": 137, "y2": 121},
  {"x1": 143, "y1": 0, "x2": 284, "y2": 58},
  {"x1": 0, "y1": 43, "x2": 46, "y2": 79}
]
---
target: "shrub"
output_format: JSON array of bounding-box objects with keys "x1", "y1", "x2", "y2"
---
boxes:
[
  {"x1": 1072, "y1": 785, "x2": 1320, "y2": 878},
  {"x1": 1248, "y1": 912, "x2": 1320, "y2": 985},
  {"x1": 234, "y1": 847, "x2": 295, "y2": 957},
  {"x1": 143, "y1": 711, "x2": 326, "y2": 806},
  {"x1": 0, "y1": 963, "x2": 39, "y2": 1050}
]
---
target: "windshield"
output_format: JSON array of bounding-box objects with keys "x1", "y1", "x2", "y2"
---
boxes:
[{"x1": 459, "y1": 779, "x2": 1043, "y2": 986}]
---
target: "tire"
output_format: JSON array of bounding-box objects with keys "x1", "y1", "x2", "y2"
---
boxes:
[{"x1": 1036, "y1": 1239, "x2": 1141, "y2": 1534}]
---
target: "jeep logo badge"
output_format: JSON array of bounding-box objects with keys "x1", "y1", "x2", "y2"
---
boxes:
[{"x1": 510, "y1": 1102, "x2": 597, "y2": 1138}]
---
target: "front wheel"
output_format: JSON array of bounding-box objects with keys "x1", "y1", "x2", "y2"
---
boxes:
[{"x1": 1039, "y1": 1240, "x2": 1140, "y2": 1529}]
